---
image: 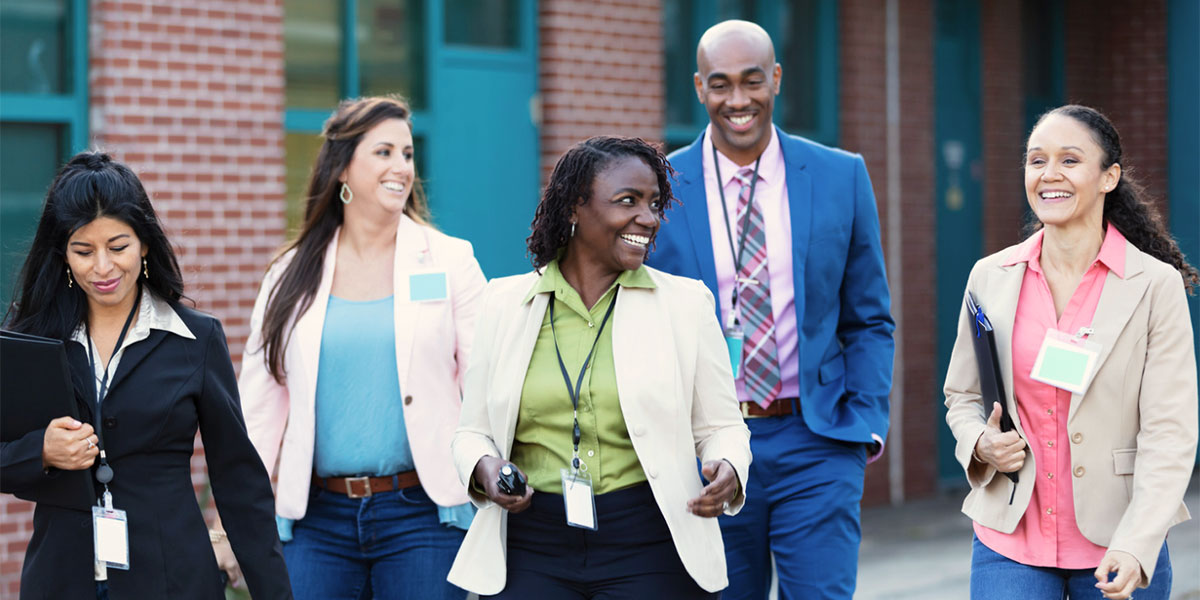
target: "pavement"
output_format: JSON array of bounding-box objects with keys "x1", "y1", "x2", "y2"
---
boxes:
[{"x1": 855, "y1": 471, "x2": 1200, "y2": 599}]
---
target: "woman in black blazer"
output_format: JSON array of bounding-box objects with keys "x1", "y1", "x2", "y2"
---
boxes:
[{"x1": 0, "y1": 152, "x2": 291, "y2": 599}]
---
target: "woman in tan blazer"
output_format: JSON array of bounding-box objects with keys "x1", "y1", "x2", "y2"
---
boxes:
[
  {"x1": 944, "y1": 105, "x2": 1198, "y2": 600},
  {"x1": 448, "y1": 137, "x2": 751, "y2": 598}
]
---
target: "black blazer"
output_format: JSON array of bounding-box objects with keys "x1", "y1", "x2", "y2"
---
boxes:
[{"x1": 0, "y1": 303, "x2": 291, "y2": 599}]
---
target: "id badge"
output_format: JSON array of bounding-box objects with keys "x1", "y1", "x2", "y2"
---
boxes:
[
  {"x1": 724, "y1": 324, "x2": 744, "y2": 379},
  {"x1": 1030, "y1": 328, "x2": 1102, "y2": 395},
  {"x1": 92, "y1": 504, "x2": 130, "y2": 570},
  {"x1": 560, "y1": 468, "x2": 597, "y2": 531},
  {"x1": 408, "y1": 271, "x2": 448, "y2": 302}
]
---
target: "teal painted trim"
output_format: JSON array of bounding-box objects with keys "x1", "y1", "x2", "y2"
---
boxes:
[
  {"x1": 341, "y1": 0, "x2": 359, "y2": 98},
  {"x1": 1167, "y1": 0, "x2": 1200, "y2": 459},
  {"x1": 70, "y1": 0, "x2": 88, "y2": 153},
  {"x1": 0, "y1": 95, "x2": 79, "y2": 122},
  {"x1": 665, "y1": 125, "x2": 701, "y2": 146},
  {"x1": 286, "y1": 108, "x2": 431, "y2": 135}
]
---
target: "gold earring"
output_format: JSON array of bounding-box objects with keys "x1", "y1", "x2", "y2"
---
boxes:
[
  {"x1": 66, "y1": 267, "x2": 73, "y2": 288},
  {"x1": 143, "y1": 258, "x2": 150, "y2": 279}
]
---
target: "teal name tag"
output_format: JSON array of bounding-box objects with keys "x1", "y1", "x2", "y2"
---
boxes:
[{"x1": 409, "y1": 272, "x2": 448, "y2": 302}]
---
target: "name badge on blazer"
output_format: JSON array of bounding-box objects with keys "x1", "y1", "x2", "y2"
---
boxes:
[
  {"x1": 409, "y1": 271, "x2": 448, "y2": 302},
  {"x1": 1030, "y1": 327, "x2": 1101, "y2": 395}
]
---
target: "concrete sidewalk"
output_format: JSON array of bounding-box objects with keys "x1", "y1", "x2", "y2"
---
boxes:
[{"x1": 855, "y1": 472, "x2": 1200, "y2": 599}]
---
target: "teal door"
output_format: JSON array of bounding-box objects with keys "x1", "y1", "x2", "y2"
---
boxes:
[
  {"x1": 934, "y1": 0, "x2": 984, "y2": 485},
  {"x1": 426, "y1": 0, "x2": 539, "y2": 278}
]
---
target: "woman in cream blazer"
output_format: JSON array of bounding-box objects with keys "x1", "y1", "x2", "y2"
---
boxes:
[
  {"x1": 222, "y1": 97, "x2": 486, "y2": 599},
  {"x1": 945, "y1": 105, "x2": 1198, "y2": 600},
  {"x1": 449, "y1": 137, "x2": 751, "y2": 597}
]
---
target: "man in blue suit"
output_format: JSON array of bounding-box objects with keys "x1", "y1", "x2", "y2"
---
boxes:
[{"x1": 645, "y1": 20, "x2": 894, "y2": 599}]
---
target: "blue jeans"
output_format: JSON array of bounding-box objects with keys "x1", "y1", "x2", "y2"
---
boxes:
[
  {"x1": 719, "y1": 408, "x2": 868, "y2": 600},
  {"x1": 282, "y1": 485, "x2": 466, "y2": 600},
  {"x1": 971, "y1": 535, "x2": 1173, "y2": 599}
]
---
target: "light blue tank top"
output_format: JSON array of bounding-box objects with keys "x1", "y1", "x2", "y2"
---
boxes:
[{"x1": 273, "y1": 295, "x2": 473, "y2": 539}]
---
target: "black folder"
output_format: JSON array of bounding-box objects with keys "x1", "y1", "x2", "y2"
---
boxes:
[
  {"x1": 1, "y1": 329, "x2": 95, "y2": 508},
  {"x1": 964, "y1": 292, "x2": 1019, "y2": 486}
]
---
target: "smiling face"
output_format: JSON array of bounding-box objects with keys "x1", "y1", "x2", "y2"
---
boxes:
[
  {"x1": 1024, "y1": 113, "x2": 1121, "y2": 230},
  {"x1": 694, "y1": 27, "x2": 781, "y2": 166},
  {"x1": 66, "y1": 216, "x2": 147, "y2": 315},
  {"x1": 339, "y1": 117, "x2": 415, "y2": 217},
  {"x1": 568, "y1": 156, "x2": 662, "y2": 277}
]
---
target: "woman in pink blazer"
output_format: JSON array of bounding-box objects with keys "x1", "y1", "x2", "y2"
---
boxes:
[
  {"x1": 213, "y1": 96, "x2": 486, "y2": 599},
  {"x1": 944, "y1": 105, "x2": 1198, "y2": 600}
]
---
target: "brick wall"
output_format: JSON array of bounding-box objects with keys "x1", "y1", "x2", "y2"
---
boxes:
[
  {"x1": 0, "y1": 0, "x2": 286, "y2": 593},
  {"x1": 1065, "y1": 0, "x2": 1169, "y2": 216},
  {"x1": 980, "y1": 0, "x2": 1026, "y2": 254},
  {"x1": 840, "y1": 0, "x2": 937, "y2": 505},
  {"x1": 539, "y1": 0, "x2": 665, "y2": 183}
]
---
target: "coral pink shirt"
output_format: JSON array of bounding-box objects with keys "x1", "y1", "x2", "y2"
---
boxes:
[{"x1": 974, "y1": 224, "x2": 1127, "y2": 568}]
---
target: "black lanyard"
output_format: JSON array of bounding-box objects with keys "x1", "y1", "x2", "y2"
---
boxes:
[
  {"x1": 548, "y1": 287, "x2": 618, "y2": 471},
  {"x1": 84, "y1": 286, "x2": 141, "y2": 487},
  {"x1": 712, "y1": 146, "x2": 762, "y2": 315}
]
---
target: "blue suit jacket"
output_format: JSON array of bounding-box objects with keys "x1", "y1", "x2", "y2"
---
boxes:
[{"x1": 646, "y1": 127, "x2": 895, "y2": 445}]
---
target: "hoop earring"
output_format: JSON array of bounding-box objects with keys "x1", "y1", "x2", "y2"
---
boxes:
[
  {"x1": 570, "y1": 222, "x2": 576, "y2": 237},
  {"x1": 66, "y1": 267, "x2": 73, "y2": 288},
  {"x1": 339, "y1": 183, "x2": 353, "y2": 204},
  {"x1": 143, "y1": 258, "x2": 150, "y2": 280}
]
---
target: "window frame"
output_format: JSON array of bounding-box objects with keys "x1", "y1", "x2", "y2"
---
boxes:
[{"x1": 662, "y1": 0, "x2": 839, "y2": 149}]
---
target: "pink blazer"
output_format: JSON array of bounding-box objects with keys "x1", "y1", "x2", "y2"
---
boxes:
[{"x1": 238, "y1": 215, "x2": 487, "y2": 518}]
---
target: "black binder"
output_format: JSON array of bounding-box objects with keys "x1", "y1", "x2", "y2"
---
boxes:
[
  {"x1": 1, "y1": 329, "x2": 96, "y2": 508},
  {"x1": 964, "y1": 292, "x2": 1019, "y2": 487}
]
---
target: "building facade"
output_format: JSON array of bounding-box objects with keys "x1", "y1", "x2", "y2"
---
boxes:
[{"x1": 1, "y1": 0, "x2": 1195, "y2": 593}]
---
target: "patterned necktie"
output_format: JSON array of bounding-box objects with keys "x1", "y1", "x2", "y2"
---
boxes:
[{"x1": 734, "y1": 167, "x2": 781, "y2": 408}]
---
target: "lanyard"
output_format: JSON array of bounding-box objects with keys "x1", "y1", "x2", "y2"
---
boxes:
[
  {"x1": 712, "y1": 145, "x2": 762, "y2": 316},
  {"x1": 548, "y1": 287, "x2": 618, "y2": 472},
  {"x1": 84, "y1": 286, "x2": 141, "y2": 490}
]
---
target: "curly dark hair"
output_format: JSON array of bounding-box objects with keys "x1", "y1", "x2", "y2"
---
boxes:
[
  {"x1": 1025, "y1": 104, "x2": 1199, "y2": 294},
  {"x1": 527, "y1": 136, "x2": 677, "y2": 269}
]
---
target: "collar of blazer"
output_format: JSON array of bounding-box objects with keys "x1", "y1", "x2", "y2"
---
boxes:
[
  {"x1": 290, "y1": 215, "x2": 434, "y2": 403},
  {"x1": 991, "y1": 237, "x2": 1151, "y2": 425}
]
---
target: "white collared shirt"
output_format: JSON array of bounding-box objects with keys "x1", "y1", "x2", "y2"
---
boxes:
[{"x1": 71, "y1": 287, "x2": 196, "y2": 401}]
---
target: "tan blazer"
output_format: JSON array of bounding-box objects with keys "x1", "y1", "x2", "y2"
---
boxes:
[
  {"x1": 944, "y1": 236, "x2": 1197, "y2": 583},
  {"x1": 239, "y1": 215, "x2": 487, "y2": 519},
  {"x1": 447, "y1": 267, "x2": 752, "y2": 595}
]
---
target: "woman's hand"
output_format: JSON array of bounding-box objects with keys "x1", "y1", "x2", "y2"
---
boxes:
[
  {"x1": 973, "y1": 402, "x2": 1026, "y2": 473},
  {"x1": 1094, "y1": 550, "x2": 1142, "y2": 599},
  {"x1": 41, "y1": 416, "x2": 99, "y2": 471},
  {"x1": 473, "y1": 456, "x2": 534, "y2": 513},
  {"x1": 210, "y1": 530, "x2": 244, "y2": 589},
  {"x1": 688, "y1": 460, "x2": 738, "y2": 518}
]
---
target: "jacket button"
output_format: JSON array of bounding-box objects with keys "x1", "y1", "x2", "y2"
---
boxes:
[
  {"x1": 633, "y1": 425, "x2": 645, "y2": 436},
  {"x1": 103, "y1": 417, "x2": 117, "y2": 429},
  {"x1": 404, "y1": 395, "x2": 413, "y2": 406},
  {"x1": 646, "y1": 467, "x2": 658, "y2": 478},
  {"x1": 1071, "y1": 432, "x2": 1083, "y2": 444},
  {"x1": 1073, "y1": 465, "x2": 1085, "y2": 478}
]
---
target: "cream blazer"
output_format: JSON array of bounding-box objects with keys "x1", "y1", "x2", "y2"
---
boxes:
[
  {"x1": 447, "y1": 267, "x2": 752, "y2": 595},
  {"x1": 239, "y1": 215, "x2": 487, "y2": 518},
  {"x1": 944, "y1": 236, "x2": 1197, "y2": 583}
]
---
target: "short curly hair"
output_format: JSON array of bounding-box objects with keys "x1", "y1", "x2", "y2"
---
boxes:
[{"x1": 527, "y1": 136, "x2": 677, "y2": 269}]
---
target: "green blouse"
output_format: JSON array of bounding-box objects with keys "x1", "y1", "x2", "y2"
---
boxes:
[{"x1": 509, "y1": 260, "x2": 656, "y2": 495}]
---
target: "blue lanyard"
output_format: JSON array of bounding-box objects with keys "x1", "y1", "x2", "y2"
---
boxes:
[{"x1": 548, "y1": 287, "x2": 618, "y2": 471}]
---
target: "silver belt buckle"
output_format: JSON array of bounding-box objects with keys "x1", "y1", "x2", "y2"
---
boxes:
[{"x1": 345, "y1": 476, "x2": 372, "y2": 498}]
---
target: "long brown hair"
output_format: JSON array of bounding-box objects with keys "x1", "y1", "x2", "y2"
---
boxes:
[
  {"x1": 1024, "y1": 104, "x2": 1198, "y2": 294},
  {"x1": 260, "y1": 96, "x2": 430, "y2": 383}
]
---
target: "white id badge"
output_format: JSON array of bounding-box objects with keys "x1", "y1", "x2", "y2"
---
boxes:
[
  {"x1": 1030, "y1": 329, "x2": 1102, "y2": 395},
  {"x1": 92, "y1": 505, "x2": 130, "y2": 570},
  {"x1": 408, "y1": 271, "x2": 448, "y2": 302},
  {"x1": 560, "y1": 468, "x2": 597, "y2": 531}
]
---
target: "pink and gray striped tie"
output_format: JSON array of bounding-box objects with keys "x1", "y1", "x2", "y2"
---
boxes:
[{"x1": 735, "y1": 167, "x2": 781, "y2": 408}]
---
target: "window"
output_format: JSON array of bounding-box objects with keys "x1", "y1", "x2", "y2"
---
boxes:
[
  {"x1": 283, "y1": 0, "x2": 428, "y2": 233},
  {"x1": 662, "y1": 0, "x2": 838, "y2": 151},
  {"x1": 0, "y1": 0, "x2": 87, "y2": 303}
]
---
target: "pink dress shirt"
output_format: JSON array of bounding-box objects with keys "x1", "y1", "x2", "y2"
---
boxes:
[
  {"x1": 702, "y1": 125, "x2": 799, "y2": 403},
  {"x1": 974, "y1": 224, "x2": 1128, "y2": 568}
]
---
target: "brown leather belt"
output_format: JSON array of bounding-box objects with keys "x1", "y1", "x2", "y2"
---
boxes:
[
  {"x1": 740, "y1": 398, "x2": 800, "y2": 419},
  {"x1": 312, "y1": 471, "x2": 420, "y2": 499}
]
